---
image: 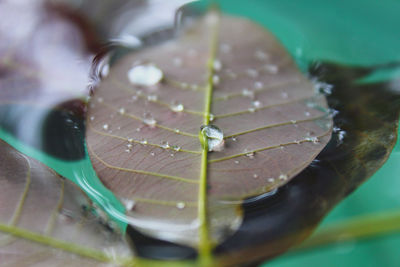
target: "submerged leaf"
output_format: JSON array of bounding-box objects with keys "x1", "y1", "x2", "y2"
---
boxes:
[
  {"x1": 0, "y1": 140, "x2": 133, "y2": 266},
  {"x1": 86, "y1": 11, "x2": 332, "y2": 260}
]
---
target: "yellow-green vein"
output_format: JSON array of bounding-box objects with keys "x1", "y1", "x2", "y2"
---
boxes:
[{"x1": 198, "y1": 11, "x2": 220, "y2": 265}]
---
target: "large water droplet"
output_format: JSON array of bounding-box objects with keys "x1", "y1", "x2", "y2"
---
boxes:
[
  {"x1": 103, "y1": 124, "x2": 109, "y2": 131},
  {"x1": 161, "y1": 141, "x2": 170, "y2": 149},
  {"x1": 213, "y1": 59, "x2": 222, "y2": 71},
  {"x1": 200, "y1": 125, "x2": 224, "y2": 152},
  {"x1": 128, "y1": 64, "x2": 163, "y2": 87},
  {"x1": 176, "y1": 202, "x2": 186, "y2": 209}
]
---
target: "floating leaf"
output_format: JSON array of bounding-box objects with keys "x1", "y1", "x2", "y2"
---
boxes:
[
  {"x1": 86, "y1": 11, "x2": 332, "y2": 262},
  {"x1": 0, "y1": 140, "x2": 133, "y2": 266}
]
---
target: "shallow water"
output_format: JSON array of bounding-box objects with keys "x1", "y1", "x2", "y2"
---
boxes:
[{"x1": 0, "y1": 0, "x2": 399, "y2": 266}]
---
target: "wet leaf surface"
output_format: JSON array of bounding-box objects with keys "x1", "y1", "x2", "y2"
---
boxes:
[
  {"x1": 0, "y1": 140, "x2": 133, "y2": 266},
  {"x1": 86, "y1": 11, "x2": 332, "y2": 261}
]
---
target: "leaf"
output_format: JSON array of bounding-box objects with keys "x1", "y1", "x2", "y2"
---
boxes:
[
  {"x1": 0, "y1": 140, "x2": 133, "y2": 266},
  {"x1": 86, "y1": 10, "x2": 332, "y2": 262}
]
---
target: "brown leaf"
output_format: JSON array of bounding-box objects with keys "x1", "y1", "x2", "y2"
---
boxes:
[
  {"x1": 0, "y1": 140, "x2": 133, "y2": 266},
  {"x1": 86, "y1": 10, "x2": 332, "y2": 254}
]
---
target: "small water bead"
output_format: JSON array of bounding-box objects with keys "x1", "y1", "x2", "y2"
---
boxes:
[
  {"x1": 212, "y1": 75, "x2": 220, "y2": 86},
  {"x1": 246, "y1": 68, "x2": 259, "y2": 78},
  {"x1": 118, "y1": 108, "x2": 126, "y2": 115},
  {"x1": 127, "y1": 64, "x2": 163, "y2": 87},
  {"x1": 122, "y1": 199, "x2": 136, "y2": 211},
  {"x1": 246, "y1": 151, "x2": 255, "y2": 159},
  {"x1": 125, "y1": 149, "x2": 131, "y2": 153},
  {"x1": 242, "y1": 88, "x2": 255, "y2": 98},
  {"x1": 174, "y1": 128, "x2": 180, "y2": 133},
  {"x1": 279, "y1": 174, "x2": 288, "y2": 181},
  {"x1": 213, "y1": 59, "x2": 222, "y2": 71},
  {"x1": 170, "y1": 153, "x2": 175, "y2": 157},
  {"x1": 131, "y1": 95, "x2": 138, "y2": 102},
  {"x1": 248, "y1": 107, "x2": 256, "y2": 113},
  {"x1": 304, "y1": 111, "x2": 311, "y2": 117},
  {"x1": 150, "y1": 152, "x2": 155, "y2": 156},
  {"x1": 234, "y1": 160, "x2": 239, "y2": 164},
  {"x1": 140, "y1": 139, "x2": 148, "y2": 145},
  {"x1": 127, "y1": 143, "x2": 133, "y2": 149},
  {"x1": 142, "y1": 112, "x2": 156, "y2": 127},
  {"x1": 290, "y1": 120, "x2": 297, "y2": 124},
  {"x1": 128, "y1": 138, "x2": 134, "y2": 143},
  {"x1": 254, "y1": 81, "x2": 263, "y2": 89},
  {"x1": 181, "y1": 82, "x2": 189, "y2": 89},
  {"x1": 173, "y1": 57, "x2": 183, "y2": 67},
  {"x1": 171, "y1": 102, "x2": 184, "y2": 112},
  {"x1": 136, "y1": 127, "x2": 141, "y2": 132},
  {"x1": 97, "y1": 97, "x2": 104, "y2": 103},
  {"x1": 147, "y1": 94, "x2": 158, "y2": 102},
  {"x1": 253, "y1": 174, "x2": 259, "y2": 179},
  {"x1": 252, "y1": 100, "x2": 262, "y2": 108},
  {"x1": 264, "y1": 64, "x2": 279, "y2": 74},
  {"x1": 90, "y1": 116, "x2": 95, "y2": 121},
  {"x1": 268, "y1": 178, "x2": 275, "y2": 183},
  {"x1": 103, "y1": 124, "x2": 109, "y2": 131},
  {"x1": 191, "y1": 84, "x2": 200, "y2": 91},
  {"x1": 173, "y1": 146, "x2": 181, "y2": 152},
  {"x1": 200, "y1": 125, "x2": 225, "y2": 152},
  {"x1": 231, "y1": 136, "x2": 237, "y2": 142},
  {"x1": 281, "y1": 92, "x2": 288, "y2": 99},
  {"x1": 176, "y1": 202, "x2": 186, "y2": 209},
  {"x1": 209, "y1": 114, "x2": 215, "y2": 122},
  {"x1": 161, "y1": 141, "x2": 170, "y2": 149}
]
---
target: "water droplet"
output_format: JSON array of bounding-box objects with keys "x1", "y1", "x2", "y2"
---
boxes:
[
  {"x1": 252, "y1": 100, "x2": 262, "y2": 108},
  {"x1": 90, "y1": 116, "x2": 95, "y2": 121},
  {"x1": 181, "y1": 82, "x2": 189, "y2": 89},
  {"x1": 174, "y1": 128, "x2": 180, "y2": 133},
  {"x1": 220, "y1": 43, "x2": 231, "y2": 53},
  {"x1": 103, "y1": 124, "x2": 109, "y2": 130},
  {"x1": 295, "y1": 140, "x2": 301, "y2": 144},
  {"x1": 97, "y1": 97, "x2": 104, "y2": 103},
  {"x1": 231, "y1": 136, "x2": 237, "y2": 142},
  {"x1": 161, "y1": 141, "x2": 170, "y2": 149},
  {"x1": 176, "y1": 202, "x2": 186, "y2": 209},
  {"x1": 246, "y1": 68, "x2": 259, "y2": 78},
  {"x1": 140, "y1": 139, "x2": 148, "y2": 145},
  {"x1": 212, "y1": 75, "x2": 220, "y2": 85},
  {"x1": 311, "y1": 137, "x2": 320, "y2": 144},
  {"x1": 150, "y1": 152, "x2": 155, "y2": 156},
  {"x1": 173, "y1": 145, "x2": 181, "y2": 152},
  {"x1": 281, "y1": 92, "x2": 288, "y2": 99},
  {"x1": 128, "y1": 138, "x2": 134, "y2": 143},
  {"x1": 173, "y1": 57, "x2": 183, "y2": 67},
  {"x1": 290, "y1": 120, "x2": 297, "y2": 124},
  {"x1": 209, "y1": 114, "x2": 215, "y2": 122},
  {"x1": 264, "y1": 64, "x2": 279, "y2": 74},
  {"x1": 171, "y1": 102, "x2": 184, "y2": 112},
  {"x1": 253, "y1": 174, "x2": 259, "y2": 178},
  {"x1": 191, "y1": 84, "x2": 199, "y2": 91},
  {"x1": 125, "y1": 149, "x2": 131, "y2": 153},
  {"x1": 143, "y1": 112, "x2": 156, "y2": 127},
  {"x1": 118, "y1": 108, "x2": 126, "y2": 115},
  {"x1": 245, "y1": 151, "x2": 255, "y2": 159},
  {"x1": 279, "y1": 174, "x2": 288, "y2": 181},
  {"x1": 234, "y1": 160, "x2": 239, "y2": 164},
  {"x1": 200, "y1": 125, "x2": 225, "y2": 152},
  {"x1": 255, "y1": 50, "x2": 269, "y2": 60},
  {"x1": 147, "y1": 94, "x2": 158, "y2": 102},
  {"x1": 242, "y1": 88, "x2": 255, "y2": 98},
  {"x1": 122, "y1": 199, "x2": 136, "y2": 211},
  {"x1": 136, "y1": 127, "x2": 141, "y2": 132},
  {"x1": 127, "y1": 64, "x2": 163, "y2": 87},
  {"x1": 131, "y1": 95, "x2": 138, "y2": 101},
  {"x1": 170, "y1": 153, "x2": 175, "y2": 157},
  {"x1": 304, "y1": 111, "x2": 311, "y2": 117},
  {"x1": 254, "y1": 81, "x2": 263, "y2": 89},
  {"x1": 127, "y1": 143, "x2": 133, "y2": 149},
  {"x1": 268, "y1": 178, "x2": 275, "y2": 183},
  {"x1": 248, "y1": 107, "x2": 256, "y2": 113},
  {"x1": 213, "y1": 59, "x2": 222, "y2": 71}
]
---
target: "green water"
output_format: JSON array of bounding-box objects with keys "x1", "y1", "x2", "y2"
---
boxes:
[
  {"x1": 0, "y1": 0, "x2": 399, "y2": 265},
  {"x1": 196, "y1": 0, "x2": 400, "y2": 266}
]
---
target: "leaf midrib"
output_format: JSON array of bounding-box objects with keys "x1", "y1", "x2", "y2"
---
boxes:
[{"x1": 198, "y1": 12, "x2": 220, "y2": 264}]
